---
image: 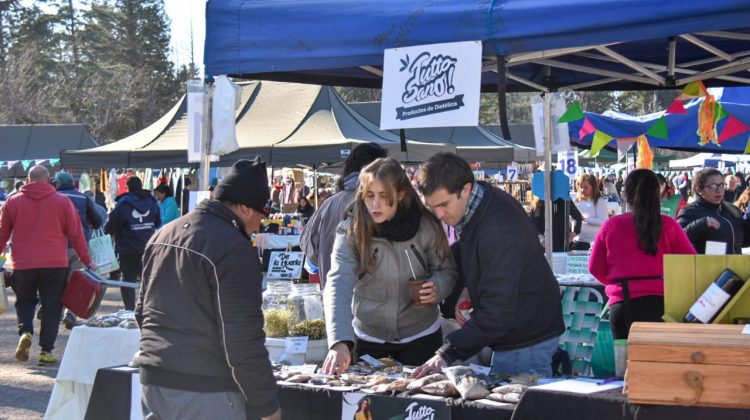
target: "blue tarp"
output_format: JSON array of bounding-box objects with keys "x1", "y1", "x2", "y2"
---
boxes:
[
  {"x1": 569, "y1": 87, "x2": 750, "y2": 154},
  {"x1": 204, "y1": 1, "x2": 750, "y2": 91}
]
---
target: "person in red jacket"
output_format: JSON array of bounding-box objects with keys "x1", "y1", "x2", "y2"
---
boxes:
[{"x1": 0, "y1": 165, "x2": 94, "y2": 366}]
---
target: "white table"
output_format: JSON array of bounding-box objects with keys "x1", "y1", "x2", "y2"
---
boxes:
[
  {"x1": 45, "y1": 326, "x2": 140, "y2": 420},
  {"x1": 255, "y1": 233, "x2": 301, "y2": 253}
]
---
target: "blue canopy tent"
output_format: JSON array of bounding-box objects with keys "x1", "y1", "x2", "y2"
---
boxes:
[
  {"x1": 569, "y1": 88, "x2": 750, "y2": 154},
  {"x1": 204, "y1": 0, "x2": 750, "y2": 260}
]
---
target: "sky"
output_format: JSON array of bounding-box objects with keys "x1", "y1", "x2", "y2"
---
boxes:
[{"x1": 163, "y1": 0, "x2": 206, "y2": 75}]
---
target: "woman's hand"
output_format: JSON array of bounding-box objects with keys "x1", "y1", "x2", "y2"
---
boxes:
[
  {"x1": 419, "y1": 281, "x2": 437, "y2": 305},
  {"x1": 321, "y1": 341, "x2": 351, "y2": 375},
  {"x1": 411, "y1": 354, "x2": 447, "y2": 378}
]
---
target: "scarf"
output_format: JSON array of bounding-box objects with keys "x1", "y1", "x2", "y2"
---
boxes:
[{"x1": 373, "y1": 203, "x2": 422, "y2": 242}]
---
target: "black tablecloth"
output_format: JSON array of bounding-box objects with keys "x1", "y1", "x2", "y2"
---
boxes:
[
  {"x1": 511, "y1": 388, "x2": 750, "y2": 420},
  {"x1": 85, "y1": 366, "x2": 140, "y2": 420}
]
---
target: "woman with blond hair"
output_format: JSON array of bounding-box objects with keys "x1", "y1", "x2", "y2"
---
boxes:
[
  {"x1": 571, "y1": 173, "x2": 608, "y2": 250},
  {"x1": 322, "y1": 157, "x2": 456, "y2": 374}
]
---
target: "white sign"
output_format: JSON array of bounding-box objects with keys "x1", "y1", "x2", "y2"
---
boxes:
[
  {"x1": 532, "y1": 97, "x2": 571, "y2": 156},
  {"x1": 705, "y1": 241, "x2": 727, "y2": 255},
  {"x1": 267, "y1": 251, "x2": 305, "y2": 279},
  {"x1": 186, "y1": 82, "x2": 219, "y2": 163},
  {"x1": 506, "y1": 165, "x2": 519, "y2": 181},
  {"x1": 566, "y1": 255, "x2": 590, "y2": 275},
  {"x1": 380, "y1": 40, "x2": 482, "y2": 129},
  {"x1": 557, "y1": 151, "x2": 578, "y2": 177},
  {"x1": 285, "y1": 336, "x2": 308, "y2": 354}
]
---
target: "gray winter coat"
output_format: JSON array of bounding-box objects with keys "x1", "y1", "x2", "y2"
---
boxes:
[{"x1": 325, "y1": 216, "x2": 457, "y2": 348}]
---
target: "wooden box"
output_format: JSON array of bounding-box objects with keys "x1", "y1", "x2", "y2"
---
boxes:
[
  {"x1": 663, "y1": 255, "x2": 750, "y2": 324},
  {"x1": 627, "y1": 322, "x2": 750, "y2": 409}
]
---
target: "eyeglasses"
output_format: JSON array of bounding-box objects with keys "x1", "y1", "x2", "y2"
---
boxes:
[{"x1": 703, "y1": 183, "x2": 726, "y2": 191}]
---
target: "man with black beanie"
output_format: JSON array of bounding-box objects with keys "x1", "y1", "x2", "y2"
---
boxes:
[{"x1": 136, "y1": 158, "x2": 280, "y2": 420}]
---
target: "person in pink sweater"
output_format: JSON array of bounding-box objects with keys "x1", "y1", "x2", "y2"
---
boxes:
[
  {"x1": 0, "y1": 165, "x2": 94, "y2": 365},
  {"x1": 589, "y1": 169, "x2": 695, "y2": 340}
]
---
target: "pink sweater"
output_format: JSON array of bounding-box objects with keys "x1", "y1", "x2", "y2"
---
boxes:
[{"x1": 588, "y1": 214, "x2": 695, "y2": 305}]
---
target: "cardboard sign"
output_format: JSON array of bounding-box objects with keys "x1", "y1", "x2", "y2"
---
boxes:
[
  {"x1": 267, "y1": 251, "x2": 305, "y2": 279},
  {"x1": 566, "y1": 255, "x2": 590, "y2": 275},
  {"x1": 381, "y1": 40, "x2": 481, "y2": 130},
  {"x1": 342, "y1": 392, "x2": 450, "y2": 420},
  {"x1": 506, "y1": 165, "x2": 519, "y2": 181},
  {"x1": 557, "y1": 151, "x2": 578, "y2": 177}
]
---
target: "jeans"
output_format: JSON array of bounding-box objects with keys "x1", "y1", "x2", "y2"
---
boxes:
[
  {"x1": 118, "y1": 253, "x2": 143, "y2": 310},
  {"x1": 490, "y1": 335, "x2": 560, "y2": 377},
  {"x1": 12, "y1": 268, "x2": 68, "y2": 352}
]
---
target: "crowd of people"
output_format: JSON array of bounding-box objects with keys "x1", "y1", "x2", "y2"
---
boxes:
[{"x1": 2, "y1": 146, "x2": 750, "y2": 419}]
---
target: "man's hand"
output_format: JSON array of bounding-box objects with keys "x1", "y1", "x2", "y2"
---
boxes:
[
  {"x1": 411, "y1": 354, "x2": 447, "y2": 379},
  {"x1": 419, "y1": 281, "x2": 437, "y2": 304},
  {"x1": 454, "y1": 288, "x2": 470, "y2": 325},
  {"x1": 261, "y1": 408, "x2": 282, "y2": 420},
  {"x1": 321, "y1": 341, "x2": 352, "y2": 375},
  {"x1": 706, "y1": 217, "x2": 721, "y2": 229},
  {"x1": 87, "y1": 261, "x2": 98, "y2": 271}
]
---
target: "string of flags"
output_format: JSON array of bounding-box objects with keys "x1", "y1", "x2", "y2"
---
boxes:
[
  {"x1": 558, "y1": 81, "x2": 750, "y2": 159},
  {"x1": 0, "y1": 159, "x2": 61, "y2": 171}
]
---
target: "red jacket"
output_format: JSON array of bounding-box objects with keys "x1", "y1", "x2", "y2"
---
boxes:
[{"x1": 0, "y1": 182, "x2": 92, "y2": 269}]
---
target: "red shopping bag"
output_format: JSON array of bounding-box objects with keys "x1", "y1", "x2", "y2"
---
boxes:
[{"x1": 62, "y1": 269, "x2": 139, "y2": 318}]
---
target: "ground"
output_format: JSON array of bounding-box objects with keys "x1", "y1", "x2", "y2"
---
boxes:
[{"x1": 0, "y1": 287, "x2": 124, "y2": 419}]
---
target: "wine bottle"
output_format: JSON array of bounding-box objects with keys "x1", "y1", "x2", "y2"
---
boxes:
[{"x1": 684, "y1": 269, "x2": 745, "y2": 323}]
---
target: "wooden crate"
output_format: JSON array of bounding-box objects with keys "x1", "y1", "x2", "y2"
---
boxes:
[
  {"x1": 663, "y1": 255, "x2": 750, "y2": 324},
  {"x1": 627, "y1": 322, "x2": 750, "y2": 409}
]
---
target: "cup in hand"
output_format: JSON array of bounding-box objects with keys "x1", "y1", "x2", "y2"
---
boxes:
[{"x1": 409, "y1": 278, "x2": 427, "y2": 308}]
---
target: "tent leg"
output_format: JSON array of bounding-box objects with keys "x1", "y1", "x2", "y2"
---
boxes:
[
  {"x1": 313, "y1": 165, "x2": 319, "y2": 208},
  {"x1": 543, "y1": 93, "x2": 554, "y2": 265},
  {"x1": 199, "y1": 83, "x2": 213, "y2": 191}
]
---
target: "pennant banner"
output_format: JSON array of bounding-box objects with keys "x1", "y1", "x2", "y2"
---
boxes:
[
  {"x1": 590, "y1": 130, "x2": 614, "y2": 157},
  {"x1": 666, "y1": 99, "x2": 687, "y2": 115},
  {"x1": 677, "y1": 81, "x2": 707, "y2": 100},
  {"x1": 717, "y1": 116, "x2": 750, "y2": 143},
  {"x1": 578, "y1": 117, "x2": 596, "y2": 139},
  {"x1": 557, "y1": 101, "x2": 585, "y2": 123},
  {"x1": 21, "y1": 160, "x2": 34, "y2": 170},
  {"x1": 7, "y1": 160, "x2": 18, "y2": 170},
  {"x1": 745, "y1": 135, "x2": 750, "y2": 154},
  {"x1": 616, "y1": 138, "x2": 636, "y2": 162},
  {"x1": 646, "y1": 116, "x2": 668, "y2": 139},
  {"x1": 48, "y1": 158, "x2": 60, "y2": 167}
]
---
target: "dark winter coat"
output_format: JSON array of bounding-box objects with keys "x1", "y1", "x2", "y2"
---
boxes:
[
  {"x1": 438, "y1": 183, "x2": 565, "y2": 363},
  {"x1": 135, "y1": 200, "x2": 278, "y2": 417},
  {"x1": 677, "y1": 196, "x2": 750, "y2": 254},
  {"x1": 57, "y1": 185, "x2": 103, "y2": 242},
  {"x1": 105, "y1": 190, "x2": 161, "y2": 254}
]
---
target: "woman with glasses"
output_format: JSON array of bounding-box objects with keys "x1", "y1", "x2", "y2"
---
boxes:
[{"x1": 677, "y1": 168, "x2": 750, "y2": 254}]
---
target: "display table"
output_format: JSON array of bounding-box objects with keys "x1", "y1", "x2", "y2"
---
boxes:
[
  {"x1": 45, "y1": 326, "x2": 140, "y2": 420},
  {"x1": 255, "y1": 233, "x2": 301, "y2": 253}
]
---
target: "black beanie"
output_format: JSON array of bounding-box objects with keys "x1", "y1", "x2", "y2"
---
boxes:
[{"x1": 214, "y1": 157, "x2": 270, "y2": 215}]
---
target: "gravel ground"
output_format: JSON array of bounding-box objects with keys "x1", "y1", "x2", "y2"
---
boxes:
[{"x1": 0, "y1": 287, "x2": 125, "y2": 419}]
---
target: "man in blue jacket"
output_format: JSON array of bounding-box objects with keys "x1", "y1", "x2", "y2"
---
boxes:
[
  {"x1": 413, "y1": 153, "x2": 564, "y2": 378},
  {"x1": 105, "y1": 176, "x2": 160, "y2": 310}
]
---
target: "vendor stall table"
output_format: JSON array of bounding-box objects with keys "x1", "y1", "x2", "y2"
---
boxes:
[
  {"x1": 45, "y1": 326, "x2": 140, "y2": 420},
  {"x1": 85, "y1": 366, "x2": 750, "y2": 420},
  {"x1": 255, "y1": 233, "x2": 301, "y2": 254}
]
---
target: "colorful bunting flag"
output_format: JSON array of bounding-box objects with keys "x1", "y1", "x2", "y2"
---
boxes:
[
  {"x1": 636, "y1": 135, "x2": 654, "y2": 169},
  {"x1": 34, "y1": 159, "x2": 47, "y2": 165},
  {"x1": 717, "y1": 116, "x2": 750, "y2": 143},
  {"x1": 666, "y1": 99, "x2": 687, "y2": 115},
  {"x1": 21, "y1": 160, "x2": 33, "y2": 170},
  {"x1": 714, "y1": 102, "x2": 729, "y2": 121},
  {"x1": 745, "y1": 135, "x2": 750, "y2": 154},
  {"x1": 616, "y1": 138, "x2": 637, "y2": 162},
  {"x1": 590, "y1": 130, "x2": 614, "y2": 158},
  {"x1": 7, "y1": 160, "x2": 18, "y2": 170},
  {"x1": 48, "y1": 158, "x2": 60, "y2": 167},
  {"x1": 578, "y1": 117, "x2": 596, "y2": 139},
  {"x1": 646, "y1": 116, "x2": 668, "y2": 139},
  {"x1": 557, "y1": 101, "x2": 585, "y2": 123},
  {"x1": 677, "y1": 81, "x2": 707, "y2": 100}
]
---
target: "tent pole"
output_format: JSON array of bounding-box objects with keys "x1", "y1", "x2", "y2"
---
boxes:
[
  {"x1": 199, "y1": 83, "x2": 213, "y2": 191},
  {"x1": 496, "y1": 55, "x2": 512, "y2": 140},
  {"x1": 543, "y1": 92, "x2": 554, "y2": 265},
  {"x1": 313, "y1": 164, "x2": 319, "y2": 208}
]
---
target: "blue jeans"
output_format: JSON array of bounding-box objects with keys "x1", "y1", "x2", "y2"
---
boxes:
[{"x1": 490, "y1": 335, "x2": 560, "y2": 377}]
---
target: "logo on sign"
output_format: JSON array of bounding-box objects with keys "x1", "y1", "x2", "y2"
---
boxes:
[
  {"x1": 404, "y1": 402, "x2": 436, "y2": 420},
  {"x1": 396, "y1": 52, "x2": 464, "y2": 120}
]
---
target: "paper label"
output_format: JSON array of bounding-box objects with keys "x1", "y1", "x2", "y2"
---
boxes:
[
  {"x1": 285, "y1": 336, "x2": 308, "y2": 354},
  {"x1": 359, "y1": 354, "x2": 385, "y2": 367},
  {"x1": 705, "y1": 241, "x2": 727, "y2": 255},
  {"x1": 688, "y1": 283, "x2": 732, "y2": 323},
  {"x1": 282, "y1": 364, "x2": 318, "y2": 375},
  {"x1": 566, "y1": 255, "x2": 590, "y2": 275},
  {"x1": 469, "y1": 363, "x2": 491, "y2": 376},
  {"x1": 742, "y1": 325, "x2": 750, "y2": 335}
]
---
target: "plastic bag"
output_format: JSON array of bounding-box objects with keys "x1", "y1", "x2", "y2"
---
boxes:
[
  {"x1": 210, "y1": 75, "x2": 241, "y2": 155},
  {"x1": 88, "y1": 229, "x2": 119, "y2": 275}
]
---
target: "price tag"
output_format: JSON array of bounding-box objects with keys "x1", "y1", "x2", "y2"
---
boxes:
[
  {"x1": 506, "y1": 165, "x2": 519, "y2": 181},
  {"x1": 566, "y1": 255, "x2": 590, "y2": 275},
  {"x1": 285, "y1": 336, "x2": 308, "y2": 354},
  {"x1": 705, "y1": 241, "x2": 726, "y2": 255},
  {"x1": 469, "y1": 363, "x2": 491, "y2": 376},
  {"x1": 359, "y1": 354, "x2": 385, "y2": 367}
]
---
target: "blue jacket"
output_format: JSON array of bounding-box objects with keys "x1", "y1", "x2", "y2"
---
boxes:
[
  {"x1": 105, "y1": 190, "x2": 161, "y2": 254},
  {"x1": 57, "y1": 186, "x2": 103, "y2": 242},
  {"x1": 159, "y1": 196, "x2": 180, "y2": 225}
]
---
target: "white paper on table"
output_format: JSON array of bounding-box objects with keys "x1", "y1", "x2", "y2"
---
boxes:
[
  {"x1": 705, "y1": 241, "x2": 727, "y2": 255},
  {"x1": 474, "y1": 399, "x2": 512, "y2": 407},
  {"x1": 530, "y1": 378, "x2": 624, "y2": 394},
  {"x1": 742, "y1": 324, "x2": 750, "y2": 335}
]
